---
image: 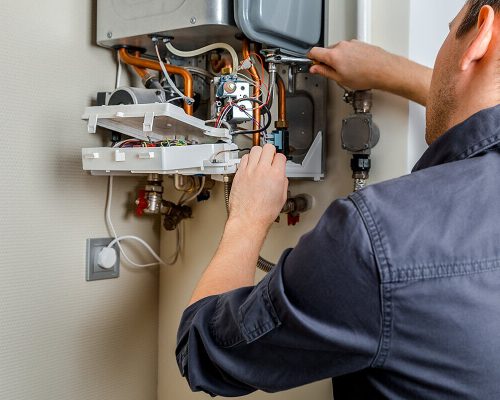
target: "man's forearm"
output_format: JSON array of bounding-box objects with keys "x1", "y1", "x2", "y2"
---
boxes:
[
  {"x1": 380, "y1": 54, "x2": 433, "y2": 106},
  {"x1": 188, "y1": 217, "x2": 268, "y2": 306}
]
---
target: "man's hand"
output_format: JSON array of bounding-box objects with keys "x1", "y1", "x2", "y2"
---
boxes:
[
  {"x1": 309, "y1": 40, "x2": 395, "y2": 91},
  {"x1": 229, "y1": 144, "x2": 288, "y2": 230},
  {"x1": 308, "y1": 40, "x2": 433, "y2": 106},
  {"x1": 187, "y1": 144, "x2": 288, "y2": 306}
]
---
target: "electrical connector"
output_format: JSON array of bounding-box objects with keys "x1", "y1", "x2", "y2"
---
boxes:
[
  {"x1": 238, "y1": 57, "x2": 253, "y2": 71},
  {"x1": 97, "y1": 247, "x2": 118, "y2": 270},
  {"x1": 266, "y1": 129, "x2": 290, "y2": 157}
]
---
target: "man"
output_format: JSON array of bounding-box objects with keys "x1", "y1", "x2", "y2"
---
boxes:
[{"x1": 176, "y1": 1, "x2": 500, "y2": 398}]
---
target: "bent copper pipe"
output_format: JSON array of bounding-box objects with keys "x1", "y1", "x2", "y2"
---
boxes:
[
  {"x1": 118, "y1": 48, "x2": 194, "y2": 115},
  {"x1": 132, "y1": 65, "x2": 148, "y2": 79},
  {"x1": 277, "y1": 75, "x2": 287, "y2": 126},
  {"x1": 242, "y1": 39, "x2": 261, "y2": 146}
]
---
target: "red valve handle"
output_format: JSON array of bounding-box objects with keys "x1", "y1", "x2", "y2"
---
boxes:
[
  {"x1": 135, "y1": 190, "x2": 148, "y2": 217},
  {"x1": 287, "y1": 213, "x2": 300, "y2": 226}
]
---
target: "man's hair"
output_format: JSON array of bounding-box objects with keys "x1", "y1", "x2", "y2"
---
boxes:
[{"x1": 457, "y1": 0, "x2": 500, "y2": 37}]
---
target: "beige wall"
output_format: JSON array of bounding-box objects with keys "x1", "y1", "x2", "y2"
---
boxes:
[
  {"x1": 0, "y1": 1, "x2": 159, "y2": 399},
  {"x1": 158, "y1": 0, "x2": 412, "y2": 399}
]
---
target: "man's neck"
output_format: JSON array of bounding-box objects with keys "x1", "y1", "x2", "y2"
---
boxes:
[{"x1": 449, "y1": 60, "x2": 499, "y2": 135}]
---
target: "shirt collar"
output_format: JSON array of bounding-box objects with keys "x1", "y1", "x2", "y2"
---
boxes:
[{"x1": 412, "y1": 105, "x2": 500, "y2": 172}]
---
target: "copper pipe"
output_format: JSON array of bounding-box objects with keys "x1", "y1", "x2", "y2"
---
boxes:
[
  {"x1": 277, "y1": 75, "x2": 287, "y2": 126},
  {"x1": 132, "y1": 65, "x2": 148, "y2": 79},
  {"x1": 242, "y1": 39, "x2": 261, "y2": 146},
  {"x1": 210, "y1": 55, "x2": 231, "y2": 74},
  {"x1": 118, "y1": 48, "x2": 194, "y2": 115}
]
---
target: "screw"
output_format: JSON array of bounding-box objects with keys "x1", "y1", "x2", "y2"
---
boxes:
[
  {"x1": 190, "y1": 17, "x2": 197, "y2": 24},
  {"x1": 107, "y1": 31, "x2": 112, "y2": 39}
]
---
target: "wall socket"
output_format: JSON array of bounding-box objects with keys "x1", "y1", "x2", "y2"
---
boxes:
[{"x1": 86, "y1": 238, "x2": 120, "y2": 281}]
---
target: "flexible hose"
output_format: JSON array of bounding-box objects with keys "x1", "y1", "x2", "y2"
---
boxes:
[
  {"x1": 223, "y1": 180, "x2": 275, "y2": 273},
  {"x1": 166, "y1": 41, "x2": 239, "y2": 73},
  {"x1": 155, "y1": 44, "x2": 195, "y2": 105}
]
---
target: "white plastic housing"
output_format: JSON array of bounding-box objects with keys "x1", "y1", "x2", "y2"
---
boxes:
[
  {"x1": 82, "y1": 143, "x2": 240, "y2": 177},
  {"x1": 82, "y1": 103, "x2": 231, "y2": 143},
  {"x1": 81, "y1": 103, "x2": 324, "y2": 180}
]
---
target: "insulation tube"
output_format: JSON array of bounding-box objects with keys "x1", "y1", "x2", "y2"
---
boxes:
[
  {"x1": 357, "y1": 0, "x2": 372, "y2": 43},
  {"x1": 166, "y1": 41, "x2": 239, "y2": 73}
]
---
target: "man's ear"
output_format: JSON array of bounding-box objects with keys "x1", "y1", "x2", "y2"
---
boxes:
[{"x1": 460, "y1": 5, "x2": 495, "y2": 71}]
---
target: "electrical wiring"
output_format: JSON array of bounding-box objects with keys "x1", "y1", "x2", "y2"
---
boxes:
[
  {"x1": 231, "y1": 99, "x2": 272, "y2": 135},
  {"x1": 243, "y1": 52, "x2": 268, "y2": 99},
  {"x1": 165, "y1": 226, "x2": 181, "y2": 265},
  {"x1": 236, "y1": 73, "x2": 260, "y2": 89},
  {"x1": 105, "y1": 176, "x2": 165, "y2": 267},
  {"x1": 166, "y1": 96, "x2": 184, "y2": 104},
  {"x1": 160, "y1": 138, "x2": 192, "y2": 147},
  {"x1": 165, "y1": 40, "x2": 239, "y2": 73},
  {"x1": 154, "y1": 43, "x2": 195, "y2": 105},
  {"x1": 210, "y1": 148, "x2": 251, "y2": 163},
  {"x1": 112, "y1": 139, "x2": 141, "y2": 148},
  {"x1": 215, "y1": 104, "x2": 233, "y2": 128},
  {"x1": 180, "y1": 176, "x2": 206, "y2": 205},
  {"x1": 215, "y1": 99, "x2": 269, "y2": 132},
  {"x1": 107, "y1": 235, "x2": 164, "y2": 265},
  {"x1": 241, "y1": 112, "x2": 264, "y2": 132},
  {"x1": 115, "y1": 50, "x2": 123, "y2": 89},
  {"x1": 113, "y1": 139, "x2": 193, "y2": 148},
  {"x1": 205, "y1": 119, "x2": 232, "y2": 132},
  {"x1": 213, "y1": 52, "x2": 274, "y2": 130}
]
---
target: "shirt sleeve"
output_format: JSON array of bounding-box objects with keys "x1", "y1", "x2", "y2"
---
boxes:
[{"x1": 176, "y1": 197, "x2": 382, "y2": 397}]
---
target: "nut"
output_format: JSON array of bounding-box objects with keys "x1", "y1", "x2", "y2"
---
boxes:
[{"x1": 275, "y1": 120, "x2": 289, "y2": 129}]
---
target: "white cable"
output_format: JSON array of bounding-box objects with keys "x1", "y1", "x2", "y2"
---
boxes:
[
  {"x1": 115, "y1": 50, "x2": 122, "y2": 89},
  {"x1": 108, "y1": 236, "x2": 164, "y2": 265},
  {"x1": 180, "y1": 176, "x2": 206, "y2": 205},
  {"x1": 105, "y1": 176, "x2": 164, "y2": 267},
  {"x1": 237, "y1": 73, "x2": 259, "y2": 86},
  {"x1": 167, "y1": 96, "x2": 184, "y2": 104},
  {"x1": 165, "y1": 41, "x2": 239, "y2": 73},
  {"x1": 154, "y1": 43, "x2": 195, "y2": 105},
  {"x1": 165, "y1": 226, "x2": 181, "y2": 266}
]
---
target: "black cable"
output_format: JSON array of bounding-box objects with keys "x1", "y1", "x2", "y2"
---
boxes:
[{"x1": 231, "y1": 98, "x2": 272, "y2": 135}]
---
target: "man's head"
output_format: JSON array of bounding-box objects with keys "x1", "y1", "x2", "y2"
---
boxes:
[{"x1": 426, "y1": 0, "x2": 500, "y2": 144}]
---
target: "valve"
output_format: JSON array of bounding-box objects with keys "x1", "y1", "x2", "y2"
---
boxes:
[
  {"x1": 135, "y1": 190, "x2": 149, "y2": 217},
  {"x1": 162, "y1": 201, "x2": 192, "y2": 231},
  {"x1": 281, "y1": 193, "x2": 313, "y2": 226},
  {"x1": 135, "y1": 174, "x2": 163, "y2": 216}
]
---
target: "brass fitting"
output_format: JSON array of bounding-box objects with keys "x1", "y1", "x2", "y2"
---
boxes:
[{"x1": 275, "y1": 120, "x2": 289, "y2": 129}]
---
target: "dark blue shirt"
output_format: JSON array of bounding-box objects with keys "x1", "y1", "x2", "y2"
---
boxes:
[{"x1": 176, "y1": 105, "x2": 500, "y2": 399}]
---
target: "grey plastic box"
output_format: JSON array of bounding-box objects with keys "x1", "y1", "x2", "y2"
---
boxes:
[
  {"x1": 97, "y1": 0, "x2": 240, "y2": 53},
  {"x1": 235, "y1": 0, "x2": 324, "y2": 55}
]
